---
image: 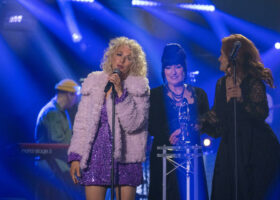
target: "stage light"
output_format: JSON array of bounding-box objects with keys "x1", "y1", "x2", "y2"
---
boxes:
[
  {"x1": 203, "y1": 138, "x2": 211, "y2": 147},
  {"x1": 178, "y1": 4, "x2": 215, "y2": 12},
  {"x1": 71, "y1": 0, "x2": 94, "y2": 3},
  {"x1": 189, "y1": 70, "x2": 199, "y2": 76},
  {"x1": 9, "y1": 15, "x2": 23, "y2": 23},
  {"x1": 275, "y1": 42, "x2": 280, "y2": 50},
  {"x1": 72, "y1": 33, "x2": 82, "y2": 42},
  {"x1": 188, "y1": 70, "x2": 200, "y2": 83},
  {"x1": 132, "y1": 0, "x2": 161, "y2": 7}
]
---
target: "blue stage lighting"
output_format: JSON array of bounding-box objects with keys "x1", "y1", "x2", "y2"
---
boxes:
[
  {"x1": 72, "y1": 33, "x2": 82, "y2": 42},
  {"x1": 203, "y1": 138, "x2": 211, "y2": 147},
  {"x1": 275, "y1": 42, "x2": 280, "y2": 50},
  {"x1": 188, "y1": 70, "x2": 200, "y2": 83},
  {"x1": 72, "y1": 0, "x2": 94, "y2": 2},
  {"x1": 9, "y1": 15, "x2": 23, "y2": 23},
  {"x1": 178, "y1": 4, "x2": 215, "y2": 12},
  {"x1": 57, "y1": 0, "x2": 83, "y2": 43},
  {"x1": 132, "y1": 0, "x2": 161, "y2": 7},
  {"x1": 200, "y1": 134, "x2": 217, "y2": 154},
  {"x1": 189, "y1": 70, "x2": 200, "y2": 75}
]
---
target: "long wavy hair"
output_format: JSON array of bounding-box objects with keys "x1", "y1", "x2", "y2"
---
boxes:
[
  {"x1": 101, "y1": 37, "x2": 147, "y2": 77},
  {"x1": 222, "y1": 34, "x2": 274, "y2": 87}
]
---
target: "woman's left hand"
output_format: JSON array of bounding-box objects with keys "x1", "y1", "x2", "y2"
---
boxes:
[
  {"x1": 169, "y1": 128, "x2": 181, "y2": 145},
  {"x1": 108, "y1": 73, "x2": 123, "y2": 97}
]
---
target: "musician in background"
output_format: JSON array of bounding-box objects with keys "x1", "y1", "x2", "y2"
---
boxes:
[
  {"x1": 34, "y1": 79, "x2": 82, "y2": 200},
  {"x1": 148, "y1": 43, "x2": 209, "y2": 200},
  {"x1": 35, "y1": 79, "x2": 80, "y2": 144}
]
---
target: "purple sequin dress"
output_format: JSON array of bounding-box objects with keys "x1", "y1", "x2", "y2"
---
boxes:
[{"x1": 69, "y1": 92, "x2": 143, "y2": 186}]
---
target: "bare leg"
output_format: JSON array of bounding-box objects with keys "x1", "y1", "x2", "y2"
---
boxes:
[
  {"x1": 85, "y1": 186, "x2": 107, "y2": 200},
  {"x1": 115, "y1": 186, "x2": 136, "y2": 200}
]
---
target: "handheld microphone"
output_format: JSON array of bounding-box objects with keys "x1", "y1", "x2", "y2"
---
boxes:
[
  {"x1": 104, "y1": 68, "x2": 121, "y2": 93},
  {"x1": 230, "y1": 41, "x2": 241, "y2": 61}
]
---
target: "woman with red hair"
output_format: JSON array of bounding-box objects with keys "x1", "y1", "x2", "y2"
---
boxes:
[{"x1": 202, "y1": 34, "x2": 280, "y2": 200}]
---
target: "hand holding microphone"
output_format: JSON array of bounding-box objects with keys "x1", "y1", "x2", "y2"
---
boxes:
[{"x1": 104, "y1": 68, "x2": 123, "y2": 97}]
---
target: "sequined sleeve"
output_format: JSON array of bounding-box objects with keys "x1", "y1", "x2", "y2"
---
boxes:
[{"x1": 68, "y1": 152, "x2": 82, "y2": 163}]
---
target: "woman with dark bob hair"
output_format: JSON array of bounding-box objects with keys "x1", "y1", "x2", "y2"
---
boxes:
[
  {"x1": 148, "y1": 43, "x2": 209, "y2": 200},
  {"x1": 202, "y1": 34, "x2": 280, "y2": 200},
  {"x1": 67, "y1": 37, "x2": 149, "y2": 200}
]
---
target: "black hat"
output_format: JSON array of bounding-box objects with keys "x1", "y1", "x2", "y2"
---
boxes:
[{"x1": 161, "y1": 43, "x2": 186, "y2": 68}]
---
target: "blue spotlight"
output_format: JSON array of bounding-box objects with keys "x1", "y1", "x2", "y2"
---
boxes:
[
  {"x1": 201, "y1": 134, "x2": 212, "y2": 148},
  {"x1": 143, "y1": 6, "x2": 219, "y2": 55},
  {"x1": 275, "y1": 42, "x2": 280, "y2": 50},
  {"x1": 203, "y1": 138, "x2": 211, "y2": 147},
  {"x1": 76, "y1": 1, "x2": 163, "y2": 85},
  {"x1": 72, "y1": 33, "x2": 82, "y2": 42},
  {"x1": 18, "y1": 0, "x2": 99, "y2": 64},
  {"x1": 132, "y1": 0, "x2": 161, "y2": 7},
  {"x1": 189, "y1": 70, "x2": 200, "y2": 75},
  {"x1": 57, "y1": 0, "x2": 83, "y2": 43},
  {"x1": 217, "y1": 11, "x2": 279, "y2": 47},
  {"x1": 188, "y1": 70, "x2": 200, "y2": 83},
  {"x1": 201, "y1": 134, "x2": 216, "y2": 154},
  {"x1": 9, "y1": 15, "x2": 23, "y2": 23},
  {"x1": 178, "y1": 4, "x2": 215, "y2": 12},
  {"x1": 72, "y1": 0, "x2": 94, "y2": 2}
]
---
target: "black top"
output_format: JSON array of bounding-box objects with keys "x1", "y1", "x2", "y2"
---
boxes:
[
  {"x1": 202, "y1": 75, "x2": 280, "y2": 200},
  {"x1": 148, "y1": 84, "x2": 209, "y2": 200}
]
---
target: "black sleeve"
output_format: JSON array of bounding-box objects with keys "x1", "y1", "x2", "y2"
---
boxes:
[
  {"x1": 241, "y1": 79, "x2": 269, "y2": 121},
  {"x1": 148, "y1": 87, "x2": 163, "y2": 137},
  {"x1": 200, "y1": 78, "x2": 223, "y2": 138},
  {"x1": 196, "y1": 87, "x2": 210, "y2": 117}
]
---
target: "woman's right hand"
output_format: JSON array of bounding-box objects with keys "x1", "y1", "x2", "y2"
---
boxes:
[
  {"x1": 108, "y1": 73, "x2": 123, "y2": 97},
  {"x1": 70, "y1": 161, "x2": 81, "y2": 184},
  {"x1": 226, "y1": 85, "x2": 242, "y2": 102}
]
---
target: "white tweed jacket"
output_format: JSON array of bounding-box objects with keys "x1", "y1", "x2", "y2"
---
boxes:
[{"x1": 68, "y1": 71, "x2": 150, "y2": 170}]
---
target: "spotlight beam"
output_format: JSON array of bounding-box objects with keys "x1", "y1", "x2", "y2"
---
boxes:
[
  {"x1": 75, "y1": 2, "x2": 164, "y2": 85},
  {"x1": 142, "y1": 6, "x2": 220, "y2": 55},
  {"x1": 218, "y1": 11, "x2": 280, "y2": 47},
  {"x1": 57, "y1": 0, "x2": 82, "y2": 43},
  {"x1": 0, "y1": 35, "x2": 45, "y2": 120},
  {"x1": 178, "y1": 3, "x2": 215, "y2": 12},
  {"x1": 17, "y1": 0, "x2": 96, "y2": 65}
]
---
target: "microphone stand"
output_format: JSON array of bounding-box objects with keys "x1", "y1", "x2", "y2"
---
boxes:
[
  {"x1": 111, "y1": 85, "x2": 116, "y2": 200},
  {"x1": 231, "y1": 58, "x2": 238, "y2": 200}
]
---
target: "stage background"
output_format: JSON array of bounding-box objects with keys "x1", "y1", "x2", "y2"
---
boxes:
[{"x1": 0, "y1": 0, "x2": 279, "y2": 199}]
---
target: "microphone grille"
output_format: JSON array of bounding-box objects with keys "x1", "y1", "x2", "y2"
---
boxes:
[
  {"x1": 113, "y1": 68, "x2": 121, "y2": 75},
  {"x1": 234, "y1": 40, "x2": 241, "y2": 47}
]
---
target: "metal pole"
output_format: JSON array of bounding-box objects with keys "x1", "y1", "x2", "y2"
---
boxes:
[
  {"x1": 186, "y1": 159, "x2": 190, "y2": 200},
  {"x1": 163, "y1": 145, "x2": 167, "y2": 200},
  {"x1": 186, "y1": 146, "x2": 190, "y2": 200},
  {"x1": 194, "y1": 146, "x2": 198, "y2": 200},
  {"x1": 111, "y1": 87, "x2": 116, "y2": 200},
  {"x1": 233, "y1": 59, "x2": 238, "y2": 200}
]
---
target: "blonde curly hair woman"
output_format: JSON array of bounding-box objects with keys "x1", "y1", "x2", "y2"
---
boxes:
[{"x1": 68, "y1": 37, "x2": 150, "y2": 200}]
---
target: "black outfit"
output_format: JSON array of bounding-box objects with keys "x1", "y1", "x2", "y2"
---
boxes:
[
  {"x1": 202, "y1": 75, "x2": 280, "y2": 200},
  {"x1": 148, "y1": 85, "x2": 210, "y2": 200}
]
